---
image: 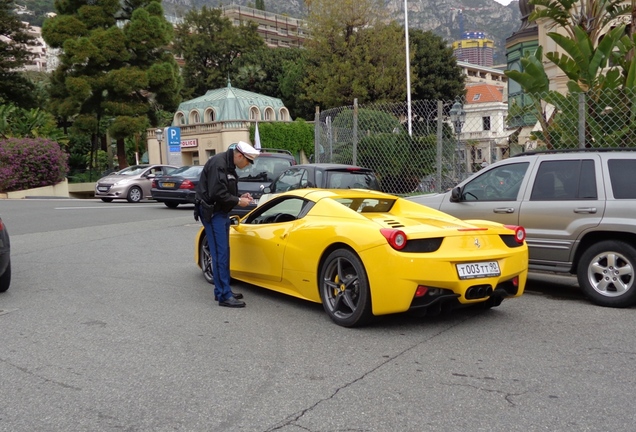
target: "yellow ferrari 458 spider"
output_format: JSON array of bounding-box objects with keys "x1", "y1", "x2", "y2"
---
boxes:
[{"x1": 195, "y1": 189, "x2": 528, "y2": 327}]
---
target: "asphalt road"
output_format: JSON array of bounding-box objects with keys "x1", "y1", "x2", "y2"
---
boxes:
[{"x1": 1, "y1": 199, "x2": 635, "y2": 432}]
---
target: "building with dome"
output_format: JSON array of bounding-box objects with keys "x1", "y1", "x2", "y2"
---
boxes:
[{"x1": 147, "y1": 80, "x2": 292, "y2": 165}]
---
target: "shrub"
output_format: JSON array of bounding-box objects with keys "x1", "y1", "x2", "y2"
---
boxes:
[{"x1": 0, "y1": 138, "x2": 69, "y2": 192}]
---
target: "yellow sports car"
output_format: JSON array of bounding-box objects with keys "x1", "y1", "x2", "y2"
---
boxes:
[{"x1": 194, "y1": 189, "x2": 528, "y2": 327}]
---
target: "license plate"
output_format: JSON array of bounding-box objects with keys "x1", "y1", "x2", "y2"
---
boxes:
[
  {"x1": 456, "y1": 261, "x2": 500, "y2": 280},
  {"x1": 161, "y1": 182, "x2": 175, "y2": 188},
  {"x1": 97, "y1": 186, "x2": 108, "y2": 192}
]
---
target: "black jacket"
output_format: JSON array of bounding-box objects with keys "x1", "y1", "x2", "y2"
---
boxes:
[{"x1": 195, "y1": 150, "x2": 240, "y2": 214}]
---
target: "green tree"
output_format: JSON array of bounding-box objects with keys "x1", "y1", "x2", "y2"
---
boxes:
[
  {"x1": 303, "y1": 0, "x2": 406, "y2": 108},
  {"x1": 0, "y1": 0, "x2": 38, "y2": 108},
  {"x1": 529, "y1": 0, "x2": 629, "y2": 44},
  {"x1": 410, "y1": 29, "x2": 465, "y2": 101},
  {"x1": 42, "y1": 0, "x2": 181, "y2": 168},
  {"x1": 173, "y1": 6, "x2": 265, "y2": 99},
  {"x1": 233, "y1": 47, "x2": 314, "y2": 119}
]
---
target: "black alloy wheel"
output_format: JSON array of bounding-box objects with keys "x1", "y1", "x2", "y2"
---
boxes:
[
  {"x1": 319, "y1": 249, "x2": 372, "y2": 327},
  {"x1": 199, "y1": 235, "x2": 214, "y2": 284}
]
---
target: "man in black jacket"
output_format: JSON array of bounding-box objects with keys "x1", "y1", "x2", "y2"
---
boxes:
[{"x1": 195, "y1": 141, "x2": 260, "y2": 308}]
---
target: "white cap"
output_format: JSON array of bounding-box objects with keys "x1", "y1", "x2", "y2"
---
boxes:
[{"x1": 235, "y1": 141, "x2": 260, "y2": 163}]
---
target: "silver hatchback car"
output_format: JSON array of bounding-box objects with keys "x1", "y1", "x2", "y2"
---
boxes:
[
  {"x1": 409, "y1": 149, "x2": 636, "y2": 308},
  {"x1": 95, "y1": 164, "x2": 177, "y2": 203}
]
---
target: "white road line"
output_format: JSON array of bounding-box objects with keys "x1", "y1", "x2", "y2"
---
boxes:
[{"x1": 55, "y1": 205, "x2": 161, "y2": 210}]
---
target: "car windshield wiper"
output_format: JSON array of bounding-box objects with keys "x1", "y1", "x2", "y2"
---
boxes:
[{"x1": 239, "y1": 172, "x2": 268, "y2": 181}]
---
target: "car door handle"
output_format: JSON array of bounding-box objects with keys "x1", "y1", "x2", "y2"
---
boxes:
[
  {"x1": 574, "y1": 207, "x2": 597, "y2": 214},
  {"x1": 493, "y1": 207, "x2": 515, "y2": 214}
]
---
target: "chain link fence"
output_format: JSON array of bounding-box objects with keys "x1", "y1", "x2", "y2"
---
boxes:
[{"x1": 313, "y1": 89, "x2": 636, "y2": 195}]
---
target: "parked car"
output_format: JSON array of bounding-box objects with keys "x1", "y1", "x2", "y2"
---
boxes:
[
  {"x1": 195, "y1": 188, "x2": 528, "y2": 327},
  {"x1": 151, "y1": 165, "x2": 204, "y2": 208},
  {"x1": 232, "y1": 147, "x2": 296, "y2": 217},
  {"x1": 95, "y1": 164, "x2": 177, "y2": 203},
  {"x1": 258, "y1": 163, "x2": 381, "y2": 207},
  {"x1": 408, "y1": 148, "x2": 636, "y2": 308},
  {"x1": 0, "y1": 216, "x2": 11, "y2": 292}
]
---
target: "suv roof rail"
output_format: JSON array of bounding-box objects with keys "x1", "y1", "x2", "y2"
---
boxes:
[
  {"x1": 259, "y1": 148, "x2": 293, "y2": 156},
  {"x1": 513, "y1": 147, "x2": 636, "y2": 157}
]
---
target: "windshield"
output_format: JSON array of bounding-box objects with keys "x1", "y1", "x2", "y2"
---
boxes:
[
  {"x1": 237, "y1": 157, "x2": 292, "y2": 182},
  {"x1": 116, "y1": 166, "x2": 148, "y2": 176}
]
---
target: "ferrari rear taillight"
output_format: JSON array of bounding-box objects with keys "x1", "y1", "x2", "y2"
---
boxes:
[
  {"x1": 380, "y1": 228, "x2": 407, "y2": 250},
  {"x1": 180, "y1": 180, "x2": 195, "y2": 189},
  {"x1": 504, "y1": 225, "x2": 526, "y2": 243}
]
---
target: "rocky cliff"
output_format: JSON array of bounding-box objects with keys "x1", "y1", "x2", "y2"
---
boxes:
[{"x1": 163, "y1": 0, "x2": 522, "y2": 64}]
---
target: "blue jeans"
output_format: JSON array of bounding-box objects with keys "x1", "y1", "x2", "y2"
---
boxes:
[{"x1": 201, "y1": 211, "x2": 233, "y2": 302}]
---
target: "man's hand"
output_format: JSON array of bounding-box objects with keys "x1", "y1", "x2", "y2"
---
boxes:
[
  {"x1": 238, "y1": 193, "x2": 253, "y2": 207},
  {"x1": 193, "y1": 205, "x2": 200, "y2": 222}
]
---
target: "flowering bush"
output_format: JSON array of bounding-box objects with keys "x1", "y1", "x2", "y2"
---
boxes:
[{"x1": 0, "y1": 138, "x2": 69, "y2": 192}]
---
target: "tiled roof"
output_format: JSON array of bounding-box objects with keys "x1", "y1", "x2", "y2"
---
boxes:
[{"x1": 465, "y1": 84, "x2": 504, "y2": 104}]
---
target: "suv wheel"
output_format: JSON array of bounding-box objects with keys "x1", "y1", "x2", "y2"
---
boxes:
[{"x1": 577, "y1": 240, "x2": 636, "y2": 308}]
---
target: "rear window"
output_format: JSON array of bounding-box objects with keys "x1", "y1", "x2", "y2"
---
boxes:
[
  {"x1": 325, "y1": 170, "x2": 380, "y2": 190},
  {"x1": 334, "y1": 198, "x2": 395, "y2": 212},
  {"x1": 608, "y1": 159, "x2": 636, "y2": 199},
  {"x1": 169, "y1": 166, "x2": 203, "y2": 176}
]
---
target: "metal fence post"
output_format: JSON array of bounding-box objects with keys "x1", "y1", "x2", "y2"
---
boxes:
[
  {"x1": 436, "y1": 100, "x2": 443, "y2": 193},
  {"x1": 314, "y1": 106, "x2": 320, "y2": 162},
  {"x1": 579, "y1": 93, "x2": 586, "y2": 148},
  {"x1": 353, "y1": 98, "x2": 358, "y2": 166}
]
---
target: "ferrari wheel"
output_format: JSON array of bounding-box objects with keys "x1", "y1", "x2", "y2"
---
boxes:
[
  {"x1": 319, "y1": 249, "x2": 372, "y2": 327},
  {"x1": 199, "y1": 236, "x2": 214, "y2": 284}
]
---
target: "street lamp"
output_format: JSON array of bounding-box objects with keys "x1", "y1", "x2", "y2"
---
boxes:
[
  {"x1": 449, "y1": 100, "x2": 465, "y2": 180},
  {"x1": 155, "y1": 128, "x2": 163, "y2": 164}
]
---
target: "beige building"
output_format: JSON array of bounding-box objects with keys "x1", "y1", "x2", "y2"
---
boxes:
[{"x1": 146, "y1": 81, "x2": 291, "y2": 166}]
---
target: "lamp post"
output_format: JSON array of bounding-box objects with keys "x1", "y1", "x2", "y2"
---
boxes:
[
  {"x1": 155, "y1": 128, "x2": 163, "y2": 164},
  {"x1": 449, "y1": 100, "x2": 465, "y2": 181}
]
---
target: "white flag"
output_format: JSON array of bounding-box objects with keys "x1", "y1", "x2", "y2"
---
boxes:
[{"x1": 254, "y1": 122, "x2": 262, "y2": 150}]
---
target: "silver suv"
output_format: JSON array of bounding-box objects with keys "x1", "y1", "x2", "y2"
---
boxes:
[{"x1": 409, "y1": 149, "x2": 636, "y2": 308}]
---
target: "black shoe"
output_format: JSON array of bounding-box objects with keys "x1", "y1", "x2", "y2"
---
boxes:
[
  {"x1": 219, "y1": 296, "x2": 246, "y2": 308},
  {"x1": 214, "y1": 292, "x2": 243, "y2": 301}
]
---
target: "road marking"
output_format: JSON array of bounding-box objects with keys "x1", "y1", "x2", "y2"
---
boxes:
[{"x1": 55, "y1": 204, "x2": 162, "y2": 210}]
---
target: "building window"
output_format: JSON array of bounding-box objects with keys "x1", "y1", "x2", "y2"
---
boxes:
[
  {"x1": 473, "y1": 93, "x2": 481, "y2": 101},
  {"x1": 250, "y1": 107, "x2": 260, "y2": 121},
  {"x1": 205, "y1": 109, "x2": 216, "y2": 123},
  {"x1": 175, "y1": 112, "x2": 185, "y2": 125},
  {"x1": 190, "y1": 111, "x2": 200, "y2": 124},
  {"x1": 482, "y1": 116, "x2": 491, "y2": 131},
  {"x1": 264, "y1": 107, "x2": 274, "y2": 120},
  {"x1": 279, "y1": 108, "x2": 289, "y2": 121}
]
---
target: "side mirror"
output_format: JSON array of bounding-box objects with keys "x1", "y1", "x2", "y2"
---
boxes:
[
  {"x1": 450, "y1": 186, "x2": 462, "y2": 202},
  {"x1": 229, "y1": 215, "x2": 241, "y2": 226},
  {"x1": 263, "y1": 186, "x2": 272, "y2": 194}
]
